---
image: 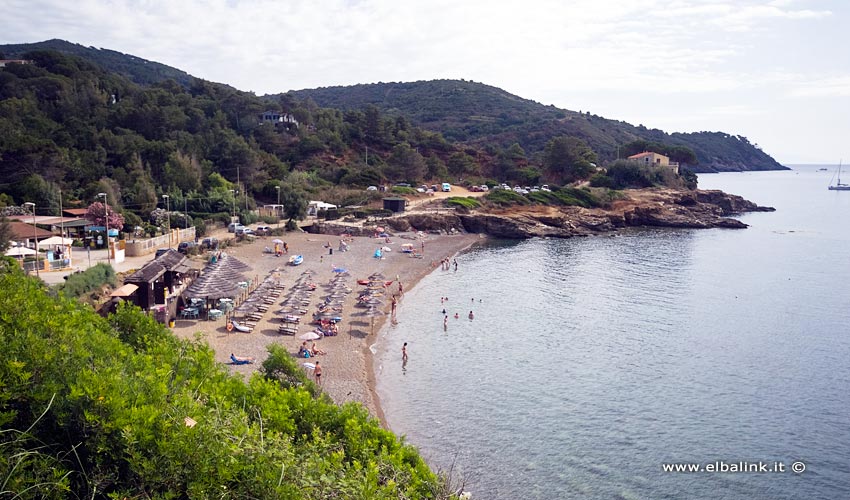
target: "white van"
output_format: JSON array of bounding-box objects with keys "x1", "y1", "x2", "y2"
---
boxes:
[{"x1": 441, "y1": 183, "x2": 452, "y2": 192}]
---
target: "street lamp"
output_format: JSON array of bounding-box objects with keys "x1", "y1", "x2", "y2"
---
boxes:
[
  {"x1": 163, "y1": 194, "x2": 171, "y2": 248},
  {"x1": 275, "y1": 185, "x2": 281, "y2": 228},
  {"x1": 23, "y1": 202, "x2": 38, "y2": 277},
  {"x1": 98, "y1": 192, "x2": 110, "y2": 265}
]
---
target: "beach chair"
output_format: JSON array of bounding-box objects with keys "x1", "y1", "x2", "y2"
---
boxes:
[
  {"x1": 230, "y1": 321, "x2": 253, "y2": 333},
  {"x1": 278, "y1": 325, "x2": 298, "y2": 335}
]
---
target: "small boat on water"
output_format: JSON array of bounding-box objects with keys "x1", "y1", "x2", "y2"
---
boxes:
[
  {"x1": 288, "y1": 254, "x2": 304, "y2": 266},
  {"x1": 828, "y1": 160, "x2": 850, "y2": 191}
]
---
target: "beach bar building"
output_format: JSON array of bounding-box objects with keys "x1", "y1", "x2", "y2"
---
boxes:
[
  {"x1": 382, "y1": 197, "x2": 407, "y2": 213},
  {"x1": 124, "y1": 250, "x2": 195, "y2": 320}
]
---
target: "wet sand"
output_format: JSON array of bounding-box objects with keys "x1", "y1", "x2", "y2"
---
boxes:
[{"x1": 170, "y1": 230, "x2": 481, "y2": 422}]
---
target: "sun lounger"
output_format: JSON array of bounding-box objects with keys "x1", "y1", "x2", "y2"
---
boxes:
[
  {"x1": 278, "y1": 326, "x2": 298, "y2": 335},
  {"x1": 229, "y1": 321, "x2": 253, "y2": 333}
]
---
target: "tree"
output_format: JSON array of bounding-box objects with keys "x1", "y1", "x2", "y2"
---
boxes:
[
  {"x1": 163, "y1": 151, "x2": 202, "y2": 192},
  {"x1": 386, "y1": 143, "x2": 425, "y2": 182},
  {"x1": 446, "y1": 152, "x2": 477, "y2": 177},
  {"x1": 279, "y1": 185, "x2": 308, "y2": 223},
  {"x1": 425, "y1": 156, "x2": 448, "y2": 180},
  {"x1": 85, "y1": 201, "x2": 125, "y2": 228},
  {"x1": 0, "y1": 217, "x2": 11, "y2": 254},
  {"x1": 543, "y1": 136, "x2": 597, "y2": 184}
]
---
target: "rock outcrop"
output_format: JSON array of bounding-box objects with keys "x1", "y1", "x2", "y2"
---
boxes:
[{"x1": 308, "y1": 189, "x2": 774, "y2": 240}]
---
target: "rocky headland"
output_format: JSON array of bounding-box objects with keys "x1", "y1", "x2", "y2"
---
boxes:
[{"x1": 309, "y1": 188, "x2": 775, "y2": 239}]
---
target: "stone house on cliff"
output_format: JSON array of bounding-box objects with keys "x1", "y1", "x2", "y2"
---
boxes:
[{"x1": 627, "y1": 151, "x2": 679, "y2": 174}]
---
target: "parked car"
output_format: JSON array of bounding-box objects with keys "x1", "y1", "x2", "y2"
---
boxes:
[
  {"x1": 201, "y1": 237, "x2": 219, "y2": 249},
  {"x1": 236, "y1": 227, "x2": 255, "y2": 236},
  {"x1": 441, "y1": 182, "x2": 452, "y2": 192},
  {"x1": 469, "y1": 185, "x2": 481, "y2": 192},
  {"x1": 255, "y1": 225, "x2": 271, "y2": 235},
  {"x1": 394, "y1": 182, "x2": 411, "y2": 187},
  {"x1": 416, "y1": 187, "x2": 426, "y2": 193},
  {"x1": 479, "y1": 185, "x2": 489, "y2": 191},
  {"x1": 541, "y1": 185, "x2": 551, "y2": 192},
  {"x1": 177, "y1": 241, "x2": 197, "y2": 254},
  {"x1": 227, "y1": 222, "x2": 245, "y2": 233},
  {"x1": 366, "y1": 185, "x2": 378, "y2": 191}
]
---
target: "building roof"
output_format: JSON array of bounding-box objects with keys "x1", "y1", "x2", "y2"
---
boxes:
[
  {"x1": 8, "y1": 222, "x2": 55, "y2": 241},
  {"x1": 63, "y1": 208, "x2": 89, "y2": 217},
  {"x1": 125, "y1": 262, "x2": 166, "y2": 283},
  {"x1": 627, "y1": 151, "x2": 655, "y2": 159},
  {"x1": 155, "y1": 249, "x2": 188, "y2": 271},
  {"x1": 110, "y1": 283, "x2": 139, "y2": 297}
]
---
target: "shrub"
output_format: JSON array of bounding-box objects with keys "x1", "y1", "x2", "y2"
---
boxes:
[
  {"x1": 390, "y1": 186, "x2": 416, "y2": 195},
  {"x1": 0, "y1": 267, "x2": 448, "y2": 498},
  {"x1": 54, "y1": 262, "x2": 116, "y2": 298},
  {"x1": 484, "y1": 189, "x2": 530, "y2": 207},
  {"x1": 444, "y1": 197, "x2": 481, "y2": 210}
]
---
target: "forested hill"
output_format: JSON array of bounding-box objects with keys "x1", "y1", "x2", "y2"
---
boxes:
[
  {"x1": 286, "y1": 80, "x2": 787, "y2": 173},
  {"x1": 0, "y1": 39, "x2": 195, "y2": 88}
]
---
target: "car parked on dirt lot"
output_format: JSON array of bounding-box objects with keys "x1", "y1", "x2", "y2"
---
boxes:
[
  {"x1": 201, "y1": 237, "x2": 219, "y2": 250},
  {"x1": 255, "y1": 225, "x2": 271, "y2": 235},
  {"x1": 177, "y1": 241, "x2": 197, "y2": 254}
]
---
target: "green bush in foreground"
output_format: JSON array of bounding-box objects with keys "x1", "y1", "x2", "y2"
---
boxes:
[
  {"x1": 0, "y1": 261, "x2": 452, "y2": 499},
  {"x1": 52, "y1": 262, "x2": 116, "y2": 298}
]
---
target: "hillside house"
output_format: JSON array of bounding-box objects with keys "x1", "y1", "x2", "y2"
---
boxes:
[
  {"x1": 0, "y1": 59, "x2": 33, "y2": 68},
  {"x1": 259, "y1": 111, "x2": 299, "y2": 128},
  {"x1": 627, "y1": 151, "x2": 679, "y2": 174}
]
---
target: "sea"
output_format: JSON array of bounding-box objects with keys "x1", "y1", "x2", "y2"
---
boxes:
[{"x1": 374, "y1": 165, "x2": 850, "y2": 500}]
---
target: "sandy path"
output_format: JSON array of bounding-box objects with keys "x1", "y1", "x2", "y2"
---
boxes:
[{"x1": 170, "y1": 229, "x2": 481, "y2": 420}]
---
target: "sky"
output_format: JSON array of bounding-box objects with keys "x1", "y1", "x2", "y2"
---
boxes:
[{"x1": 4, "y1": 0, "x2": 849, "y2": 164}]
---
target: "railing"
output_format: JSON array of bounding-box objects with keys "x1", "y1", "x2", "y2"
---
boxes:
[{"x1": 125, "y1": 227, "x2": 196, "y2": 256}]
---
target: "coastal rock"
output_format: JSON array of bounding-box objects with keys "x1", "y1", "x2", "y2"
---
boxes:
[
  {"x1": 623, "y1": 205, "x2": 747, "y2": 229},
  {"x1": 308, "y1": 188, "x2": 770, "y2": 239},
  {"x1": 693, "y1": 190, "x2": 775, "y2": 214}
]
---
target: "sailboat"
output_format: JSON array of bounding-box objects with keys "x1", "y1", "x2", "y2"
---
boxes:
[{"x1": 828, "y1": 160, "x2": 850, "y2": 191}]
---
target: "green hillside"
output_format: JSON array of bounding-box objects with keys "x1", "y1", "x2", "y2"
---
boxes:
[
  {"x1": 1, "y1": 39, "x2": 195, "y2": 87},
  {"x1": 286, "y1": 80, "x2": 786, "y2": 173}
]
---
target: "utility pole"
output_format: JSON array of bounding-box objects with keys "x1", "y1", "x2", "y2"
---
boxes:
[
  {"x1": 163, "y1": 194, "x2": 171, "y2": 248},
  {"x1": 23, "y1": 202, "x2": 38, "y2": 277},
  {"x1": 275, "y1": 185, "x2": 281, "y2": 228},
  {"x1": 98, "y1": 193, "x2": 111, "y2": 265}
]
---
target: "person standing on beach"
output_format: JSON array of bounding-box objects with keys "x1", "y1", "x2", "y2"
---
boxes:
[
  {"x1": 402, "y1": 342, "x2": 408, "y2": 361},
  {"x1": 314, "y1": 361, "x2": 322, "y2": 385},
  {"x1": 391, "y1": 295, "x2": 398, "y2": 318},
  {"x1": 469, "y1": 311, "x2": 474, "y2": 320},
  {"x1": 453, "y1": 259, "x2": 458, "y2": 271},
  {"x1": 443, "y1": 315, "x2": 448, "y2": 330}
]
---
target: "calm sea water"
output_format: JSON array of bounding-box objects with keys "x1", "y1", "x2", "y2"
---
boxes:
[{"x1": 375, "y1": 165, "x2": 850, "y2": 500}]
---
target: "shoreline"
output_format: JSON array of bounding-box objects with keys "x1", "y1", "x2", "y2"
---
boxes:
[
  {"x1": 365, "y1": 237, "x2": 484, "y2": 428},
  {"x1": 169, "y1": 230, "x2": 482, "y2": 425}
]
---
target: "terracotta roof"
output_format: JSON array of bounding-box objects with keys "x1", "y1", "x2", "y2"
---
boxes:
[
  {"x1": 63, "y1": 208, "x2": 89, "y2": 217},
  {"x1": 8, "y1": 222, "x2": 55, "y2": 240},
  {"x1": 628, "y1": 151, "x2": 655, "y2": 159}
]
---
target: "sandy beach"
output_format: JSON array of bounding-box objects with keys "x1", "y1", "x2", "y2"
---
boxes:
[{"x1": 170, "y1": 229, "x2": 481, "y2": 423}]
